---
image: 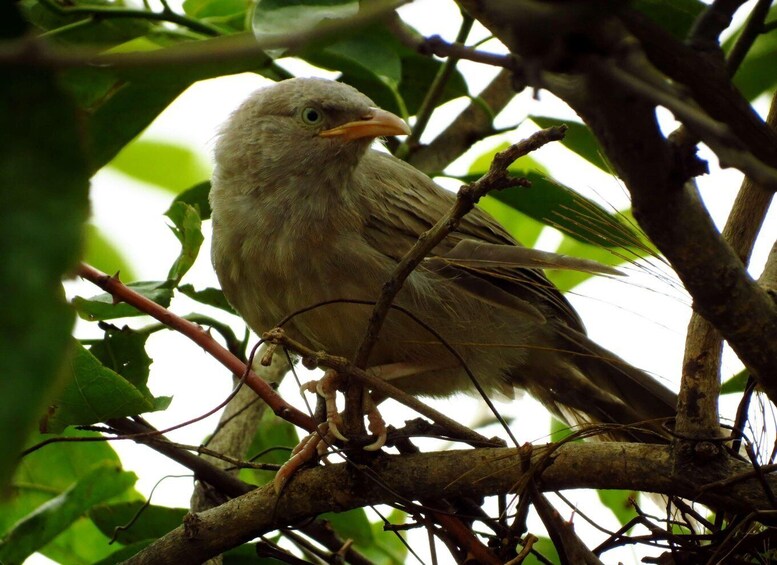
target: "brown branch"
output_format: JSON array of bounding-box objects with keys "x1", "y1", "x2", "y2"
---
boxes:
[
  {"x1": 456, "y1": 0, "x2": 777, "y2": 403},
  {"x1": 109, "y1": 418, "x2": 377, "y2": 565},
  {"x1": 352, "y1": 127, "x2": 564, "y2": 369},
  {"x1": 677, "y1": 89, "x2": 777, "y2": 440},
  {"x1": 262, "y1": 328, "x2": 500, "y2": 449},
  {"x1": 346, "y1": 126, "x2": 564, "y2": 436},
  {"x1": 687, "y1": 0, "x2": 748, "y2": 52},
  {"x1": 77, "y1": 264, "x2": 316, "y2": 432},
  {"x1": 0, "y1": 2, "x2": 407, "y2": 69},
  {"x1": 408, "y1": 69, "x2": 520, "y2": 174},
  {"x1": 121, "y1": 442, "x2": 777, "y2": 564}
]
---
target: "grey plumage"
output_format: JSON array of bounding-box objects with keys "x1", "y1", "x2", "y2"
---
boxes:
[{"x1": 210, "y1": 77, "x2": 676, "y2": 439}]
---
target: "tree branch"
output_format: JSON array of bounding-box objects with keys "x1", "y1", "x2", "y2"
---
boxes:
[
  {"x1": 408, "y1": 69, "x2": 519, "y2": 174},
  {"x1": 457, "y1": 0, "x2": 777, "y2": 405},
  {"x1": 122, "y1": 442, "x2": 777, "y2": 564},
  {"x1": 677, "y1": 88, "x2": 777, "y2": 440},
  {"x1": 77, "y1": 264, "x2": 316, "y2": 432}
]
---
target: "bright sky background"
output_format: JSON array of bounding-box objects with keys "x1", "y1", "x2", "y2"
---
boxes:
[{"x1": 40, "y1": 0, "x2": 777, "y2": 563}]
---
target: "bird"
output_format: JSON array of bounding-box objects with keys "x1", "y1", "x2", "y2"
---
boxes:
[{"x1": 209, "y1": 77, "x2": 677, "y2": 448}]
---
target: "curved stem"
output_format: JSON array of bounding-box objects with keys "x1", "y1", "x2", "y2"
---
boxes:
[{"x1": 38, "y1": 0, "x2": 223, "y2": 37}]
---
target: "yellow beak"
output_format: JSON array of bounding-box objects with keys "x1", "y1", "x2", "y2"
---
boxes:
[{"x1": 319, "y1": 107, "x2": 411, "y2": 141}]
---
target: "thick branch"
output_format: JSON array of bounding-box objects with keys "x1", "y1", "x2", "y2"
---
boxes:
[
  {"x1": 677, "y1": 89, "x2": 777, "y2": 439},
  {"x1": 457, "y1": 0, "x2": 777, "y2": 404},
  {"x1": 122, "y1": 443, "x2": 777, "y2": 564},
  {"x1": 408, "y1": 69, "x2": 519, "y2": 174}
]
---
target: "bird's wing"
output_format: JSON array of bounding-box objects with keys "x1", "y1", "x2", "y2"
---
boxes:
[{"x1": 357, "y1": 151, "x2": 588, "y2": 331}]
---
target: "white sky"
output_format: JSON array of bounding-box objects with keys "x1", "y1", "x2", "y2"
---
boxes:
[{"x1": 36, "y1": 0, "x2": 777, "y2": 563}]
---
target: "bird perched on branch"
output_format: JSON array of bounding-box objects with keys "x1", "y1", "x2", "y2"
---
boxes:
[{"x1": 209, "y1": 77, "x2": 676, "y2": 450}]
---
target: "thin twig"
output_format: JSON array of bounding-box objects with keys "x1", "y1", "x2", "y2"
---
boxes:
[
  {"x1": 726, "y1": 0, "x2": 774, "y2": 74},
  {"x1": 687, "y1": 0, "x2": 748, "y2": 52},
  {"x1": 345, "y1": 126, "x2": 565, "y2": 441},
  {"x1": 396, "y1": 13, "x2": 474, "y2": 158},
  {"x1": 38, "y1": 0, "x2": 223, "y2": 37},
  {"x1": 261, "y1": 327, "x2": 501, "y2": 449},
  {"x1": 77, "y1": 263, "x2": 316, "y2": 432},
  {"x1": 0, "y1": 1, "x2": 407, "y2": 69}
]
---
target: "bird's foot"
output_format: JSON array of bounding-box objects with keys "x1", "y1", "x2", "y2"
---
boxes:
[
  {"x1": 299, "y1": 368, "x2": 387, "y2": 449},
  {"x1": 274, "y1": 421, "x2": 333, "y2": 494}
]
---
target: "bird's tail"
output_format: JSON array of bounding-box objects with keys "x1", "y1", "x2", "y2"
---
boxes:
[{"x1": 517, "y1": 328, "x2": 677, "y2": 442}]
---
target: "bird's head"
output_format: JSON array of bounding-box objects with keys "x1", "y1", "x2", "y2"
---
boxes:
[{"x1": 213, "y1": 77, "x2": 410, "y2": 196}]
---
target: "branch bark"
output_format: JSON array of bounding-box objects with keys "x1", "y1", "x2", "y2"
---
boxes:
[
  {"x1": 456, "y1": 0, "x2": 777, "y2": 404},
  {"x1": 122, "y1": 442, "x2": 777, "y2": 564}
]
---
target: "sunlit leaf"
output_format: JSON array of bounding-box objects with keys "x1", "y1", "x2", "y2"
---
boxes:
[
  {"x1": 463, "y1": 145, "x2": 644, "y2": 248},
  {"x1": 598, "y1": 489, "x2": 637, "y2": 526},
  {"x1": 725, "y1": 6, "x2": 777, "y2": 101},
  {"x1": 530, "y1": 116, "x2": 609, "y2": 173},
  {"x1": 721, "y1": 369, "x2": 749, "y2": 395},
  {"x1": 239, "y1": 409, "x2": 298, "y2": 487},
  {"x1": 109, "y1": 140, "x2": 210, "y2": 194},
  {"x1": 523, "y1": 536, "x2": 561, "y2": 565},
  {"x1": 84, "y1": 224, "x2": 137, "y2": 283},
  {"x1": 478, "y1": 196, "x2": 545, "y2": 248},
  {"x1": 166, "y1": 201, "x2": 205, "y2": 284},
  {"x1": 41, "y1": 341, "x2": 169, "y2": 433},
  {"x1": 174, "y1": 180, "x2": 212, "y2": 220},
  {"x1": 0, "y1": 463, "x2": 136, "y2": 564},
  {"x1": 179, "y1": 284, "x2": 236, "y2": 315},
  {"x1": 73, "y1": 280, "x2": 174, "y2": 321},
  {"x1": 322, "y1": 508, "x2": 374, "y2": 546},
  {"x1": 252, "y1": 0, "x2": 359, "y2": 46},
  {"x1": 90, "y1": 501, "x2": 186, "y2": 545}
]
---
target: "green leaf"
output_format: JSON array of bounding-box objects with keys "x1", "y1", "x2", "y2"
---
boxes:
[
  {"x1": 73, "y1": 280, "x2": 174, "y2": 321},
  {"x1": 523, "y1": 536, "x2": 561, "y2": 565},
  {"x1": 179, "y1": 284, "x2": 236, "y2": 314},
  {"x1": 530, "y1": 116, "x2": 609, "y2": 173},
  {"x1": 549, "y1": 417, "x2": 579, "y2": 443},
  {"x1": 547, "y1": 227, "x2": 652, "y2": 293},
  {"x1": 0, "y1": 429, "x2": 128, "y2": 535},
  {"x1": 93, "y1": 540, "x2": 154, "y2": 565},
  {"x1": 84, "y1": 37, "x2": 290, "y2": 173},
  {"x1": 41, "y1": 341, "x2": 163, "y2": 433},
  {"x1": 109, "y1": 139, "x2": 210, "y2": 194},
  {"x1": 721, "y1": 369, "x2": 750, "y2": 395},
  {"x1": 0, "y1": 62, "x2": 90, "y2": 492},
  {"x1": 183, "y1": 0, "x2": 246, "y2": 21},
  {"x1": 463, "y1": 145, "x2": 645, "y2": 248},
  {"x1": 252, "y1": 0, "x2": 359, "y2": 43},
  {"x1": 90, "y1": 501, "x2": 186, "y2": 545},
  {"x1": 398, "y1": 53, "x2": 469, "y2": 116},
  {"x1": 39, "y1": 517, "x2": 120, "y2": 565},
  {"x1": 598, "y1": 489, "x2": 637, "y2": 526},
  {"x1": 0, "y1": 463, "x2": 136, "y2": 564},
  {"x1": 300, "y1": 24, "x2": 468, "y2": 117},
  {"x1": 726, "y1": 6, "x2": 777, "y2": 101},
  {"x1": 84, "y1": 224, "x2": 137, "y2": 283},
  {"x1": 632, "y1": 0, "x2": 706, "y2": 39},
  {"x1": 174, "y1": 180, "x2": 212, "y2": 221},
  {"x1": 478, "y1": 196, "x2": 545, "y2": 248},
  {"x1": 88, "y1": 325, "x2": 153, "y2": 396},
  {"x1": 363, "y1": 508, "x2": 407, "y2": 564},
  {"x1": 322, "y1": 508, "x2": 374, "y2": 546},
  {"x1": 166, "y1": 201, "x2": 205, "y2": 284},
  {"x1": 20, "y1": 1, "x2": 151, "y2": 46},
  {"x1": 240, "y1": 409, "x2": 298, "y2": 487}
]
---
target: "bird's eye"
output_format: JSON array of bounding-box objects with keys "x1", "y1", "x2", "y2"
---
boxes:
[{"x1": 300, "y1": 107, "x2": 323, "y2": 125}]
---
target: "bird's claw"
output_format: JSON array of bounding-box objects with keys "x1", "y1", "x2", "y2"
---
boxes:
[
  {"x1": 274, "y1": 422, "x2": 332, "y2": 494},
  {"x1": 299, "y1": 369, "x2": 386, "y2": 450}
]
